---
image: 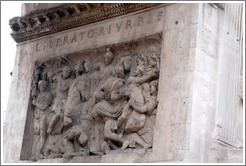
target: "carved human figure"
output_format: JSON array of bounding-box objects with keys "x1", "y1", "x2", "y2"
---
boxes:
[
  {"x1": 128, "y1": 54, "x2": 157, "y2": 85},
  {"x1": 90, "y1": 64, "x2": 101, "y2": 91},
  {"x1": 104, "y1": 119, "x2": 123, "y2": 148},
  {"x1": 32, "y1": 80, "x2": 53, "y2": 158},
  {"x1": 91, "y1": 63, "x2": 126, "y2": 120},
  {"x1": 123, "y1": 80, "x2": 158, "y2": 143},
  {"x1": 64, "y1": 60, "x2": 91, "y2": 127},
  {"x1": 74, "y1": 60, "x2": 85, "y2": 78},
  {"x1": 104, "y1": 119, "x2": 151, "y2": 151},
  {"x1": 117, "y1": 83, "x2": 146, "y2": 133},
  {"x1": 135, "y1": 53, "x2": 146, "y2": 76},
  {"x1": 89, "y1": 63, "x2": 128, "y2": 154},
  {"x1": 145, "y1": 52, "x2": 159, "y2": 79},
  {"x1": 31, "y1": 83, "x2": 38, "y2": 100},
  {"x1": 123, "y1": 80, "x2": 158, "y2": 134},
  {"x1": 129, "y1": 80, "x2": 158, "y2": 115},
  {"x1": 120, "y1": 133, "x2": 152, "y2": 151},
  {"x1": 46, "y1": 70, "x2": 57, "y2": 97},
  {"x1": 120, "y1": 51, "x2": 132, "y2": 72},
  {"x1": 116, "y1": 54, "x2": 148, "y2": 129},
  {"x1": 98, "y1": 48, "x2": 115, "y2": 85},
  {"x1": 33, "y1": 65, "x2": 43, "y2": 83},
  {"x1": 117, "y1": 54, "x2": 159, "y2": 134},
  {"x1": 62, "y1": 60, "x2": 96, "y2": 156},
  {"x1": 47, "y1": 66, "x2": 73, "y2": 134},
  {"x1": 62, "y1": 124, "x2": 90, "y2": 157},
  {"x1": 31, "y1": 66, "x2": 43, "y2": 100},
  {"x1": 41, "y1": 72, "x2": 47, "y2": 81},
  {"x1": 136, "y1": 80, "x2": 158, "y2": 144}
]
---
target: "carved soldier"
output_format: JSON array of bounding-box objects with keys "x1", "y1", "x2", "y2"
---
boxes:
[
  {"x1": 47, "y1": 66, "x2": 73, "y2": 134},
  {"x1": 46, "y1": 70, "x2": 57, "y2": 97},
  {"x1": 32, "y1": 80, "x2": 53, "y2": 158},
  {"x1": 91, "y1": 63, "x2": 126, "y2": 120},
  {"x1": 63, "y1": 62, "x2": 85, "y2": 127},
  {"x1": 125, "y1": 80, "x2": 158, "y2": 140},
  {"x1": 136, "y1": 80, "x2": 158, "y2": 145},
  {"x1": 129, "y1": 80, "x2": 158, "y2": 115},
  {"x1": 117, "y1": 52, "x2": 159, "y2": 134},
  {"x1": 89, "y1": 63, "x2": 128, "y2": 154},
  {"x1": 104, "y1": 119, "x2": 151, "y2": 152},
  {"x1": 145, "y1": 52, "x2": 159, "y2": 78},
  {"x1": 117, "y1": 83, "x2": 146, "y2": 133},
  {"x1": 120, "y1": 51, "x2": 132, "y2": 72},
  {"x1": 31, "y1": 66, "x2": 43, "y2": 100},
  {"x1": 62, "y1": 124, "x2": 90, "y2": 157},
  {"x1": 41, "y1": 72, "x2": 47, "y2": 81},
  {"x1": 98, "y1": 48, "x2": 115, "y2": 85},
  {"x1": 128, "y1": 54, "x2": 157, "y2": 85},
  {"x1": 62, "y1": 60, "x2": 95, "y2": 156}
]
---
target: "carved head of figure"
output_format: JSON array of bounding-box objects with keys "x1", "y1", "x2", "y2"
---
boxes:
[
  {"x1": 33, "y1": 66, "x2": 43, "y2": 82},
  {"x1": 74, "y1": 61, "x2": 85, "y2": 78},
  {"x1": 47, "y1": 71, "x2": 55, "y2": 83},
  {"x1": 35, "y1": 66, "x2": 43, "y2": 76},
  {"x1": 133, "y1": 67, "x2": 140, "y2": 77},
  {"x1": 121, "y1": 51, "x2": 132, "y2": 72},
  {"x1": 84, "y1": 58, "x2": 92, "y2": 73},
  {"x1": 104, "y1": 48, "x2": 114, "y2": 66},
  {"x1": 136, "y1": 54, "x2": 146, "y2": 66},
  {"x1": 93, "y1": 90, "x2": 104, "y2": 103},
  {"x1": 147, "y1": 53, "x2": 158, "y2": 68},
  {"x1": 114, "y1": 63, "x2": 125, "y2": 78},
  {"x1": 38, "y1": 80, "x2": 48, "y2": 92},
  {"x1": 133, "y1": 65, "x2": 145, "y2": 77},
  {"x1": 150, "y1": 80, "x2": 158, "y2": 96},
  {"x1": 31, "y1": 84, "x2": 38, "y2": 99},
  {"x1": 62, "y1": 66, "x2": 72, "y2": 79}
]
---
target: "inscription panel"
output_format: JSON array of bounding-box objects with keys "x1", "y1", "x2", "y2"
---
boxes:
[{"x1": 18, "y1": 7, "x2": 164, "y2": 62}]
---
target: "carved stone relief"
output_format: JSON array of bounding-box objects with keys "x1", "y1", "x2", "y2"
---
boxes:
[{"x1": 28, "y1": 35, "x2": 161, "y2": 160}]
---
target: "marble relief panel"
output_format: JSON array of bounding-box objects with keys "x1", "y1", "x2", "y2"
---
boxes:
[{"x1": 28, "y1": 34, "x2": 162, "y2": 160}]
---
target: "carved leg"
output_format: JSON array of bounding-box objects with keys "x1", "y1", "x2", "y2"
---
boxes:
[
  {"x1": 101, "y1": 140, "x2": 110, "y2": 154},
  {"x1": 121, "y1": 140, "x2": 130, "y2": 150},
  {"x1": 63, "y1": 141, "x2": 75, "y2": 158},
  {"x1": 105, "y1": 132, "x2": 122, "y2": 143},
  {"x1": 39, "y1": 115, "x2": 47, "y2": 158},
  {"x1": 47, "y1": 109, "x2": 62, "y2": 134},
  {"x1": 117, "y1": 103, "x2": 131, "y2": 129},
  {"x1": 107, "y1": 140, "x2": 119, "y2": 150},
  {"x1": 131, "y1": 133, "x2": 151, "y2": 150},
  {"x1": 78, "y1": 131, "x2": 89, "y2": 147}
]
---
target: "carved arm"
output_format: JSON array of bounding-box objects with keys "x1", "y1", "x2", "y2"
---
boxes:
[
  {"x1": 129, "y1": 97, "x2": 157, "y2": 114},
  {"x1": 129, "y1": 69, "x2": 157, "y2": 84}
]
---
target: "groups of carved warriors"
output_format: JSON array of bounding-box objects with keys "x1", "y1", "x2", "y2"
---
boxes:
[{"x1": 31, "y1": 47, "x2": 160, "y2": 159}]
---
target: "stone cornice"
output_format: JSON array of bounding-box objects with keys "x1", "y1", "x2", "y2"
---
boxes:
[{"x1": 9, "y1": 3, "x2": 161, "y2": 43}]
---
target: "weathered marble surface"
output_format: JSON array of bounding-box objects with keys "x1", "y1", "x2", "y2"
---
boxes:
[{"x1": 3, "y1": 3, "x2": 243, "y2": 163}]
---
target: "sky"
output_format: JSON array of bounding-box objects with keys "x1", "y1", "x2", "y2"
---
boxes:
[{"x1": 1, "y1": 2, "x2": 22, "y2": 122}]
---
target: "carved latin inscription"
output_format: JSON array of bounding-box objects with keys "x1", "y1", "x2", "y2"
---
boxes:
[{"x1": 29, "y1": 35, "x2": 161, "y2": 160}]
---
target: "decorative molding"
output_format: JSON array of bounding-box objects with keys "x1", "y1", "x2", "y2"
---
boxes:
[
  {"x1": 9, "y1": 3, "x2": 162, "y2": 43},
  {"x1": 214, "y1": 3, "x2": 225, "y2": 10},
  {"x1": 209, "y1": 3, "x2": 225, "y2": 10}
]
